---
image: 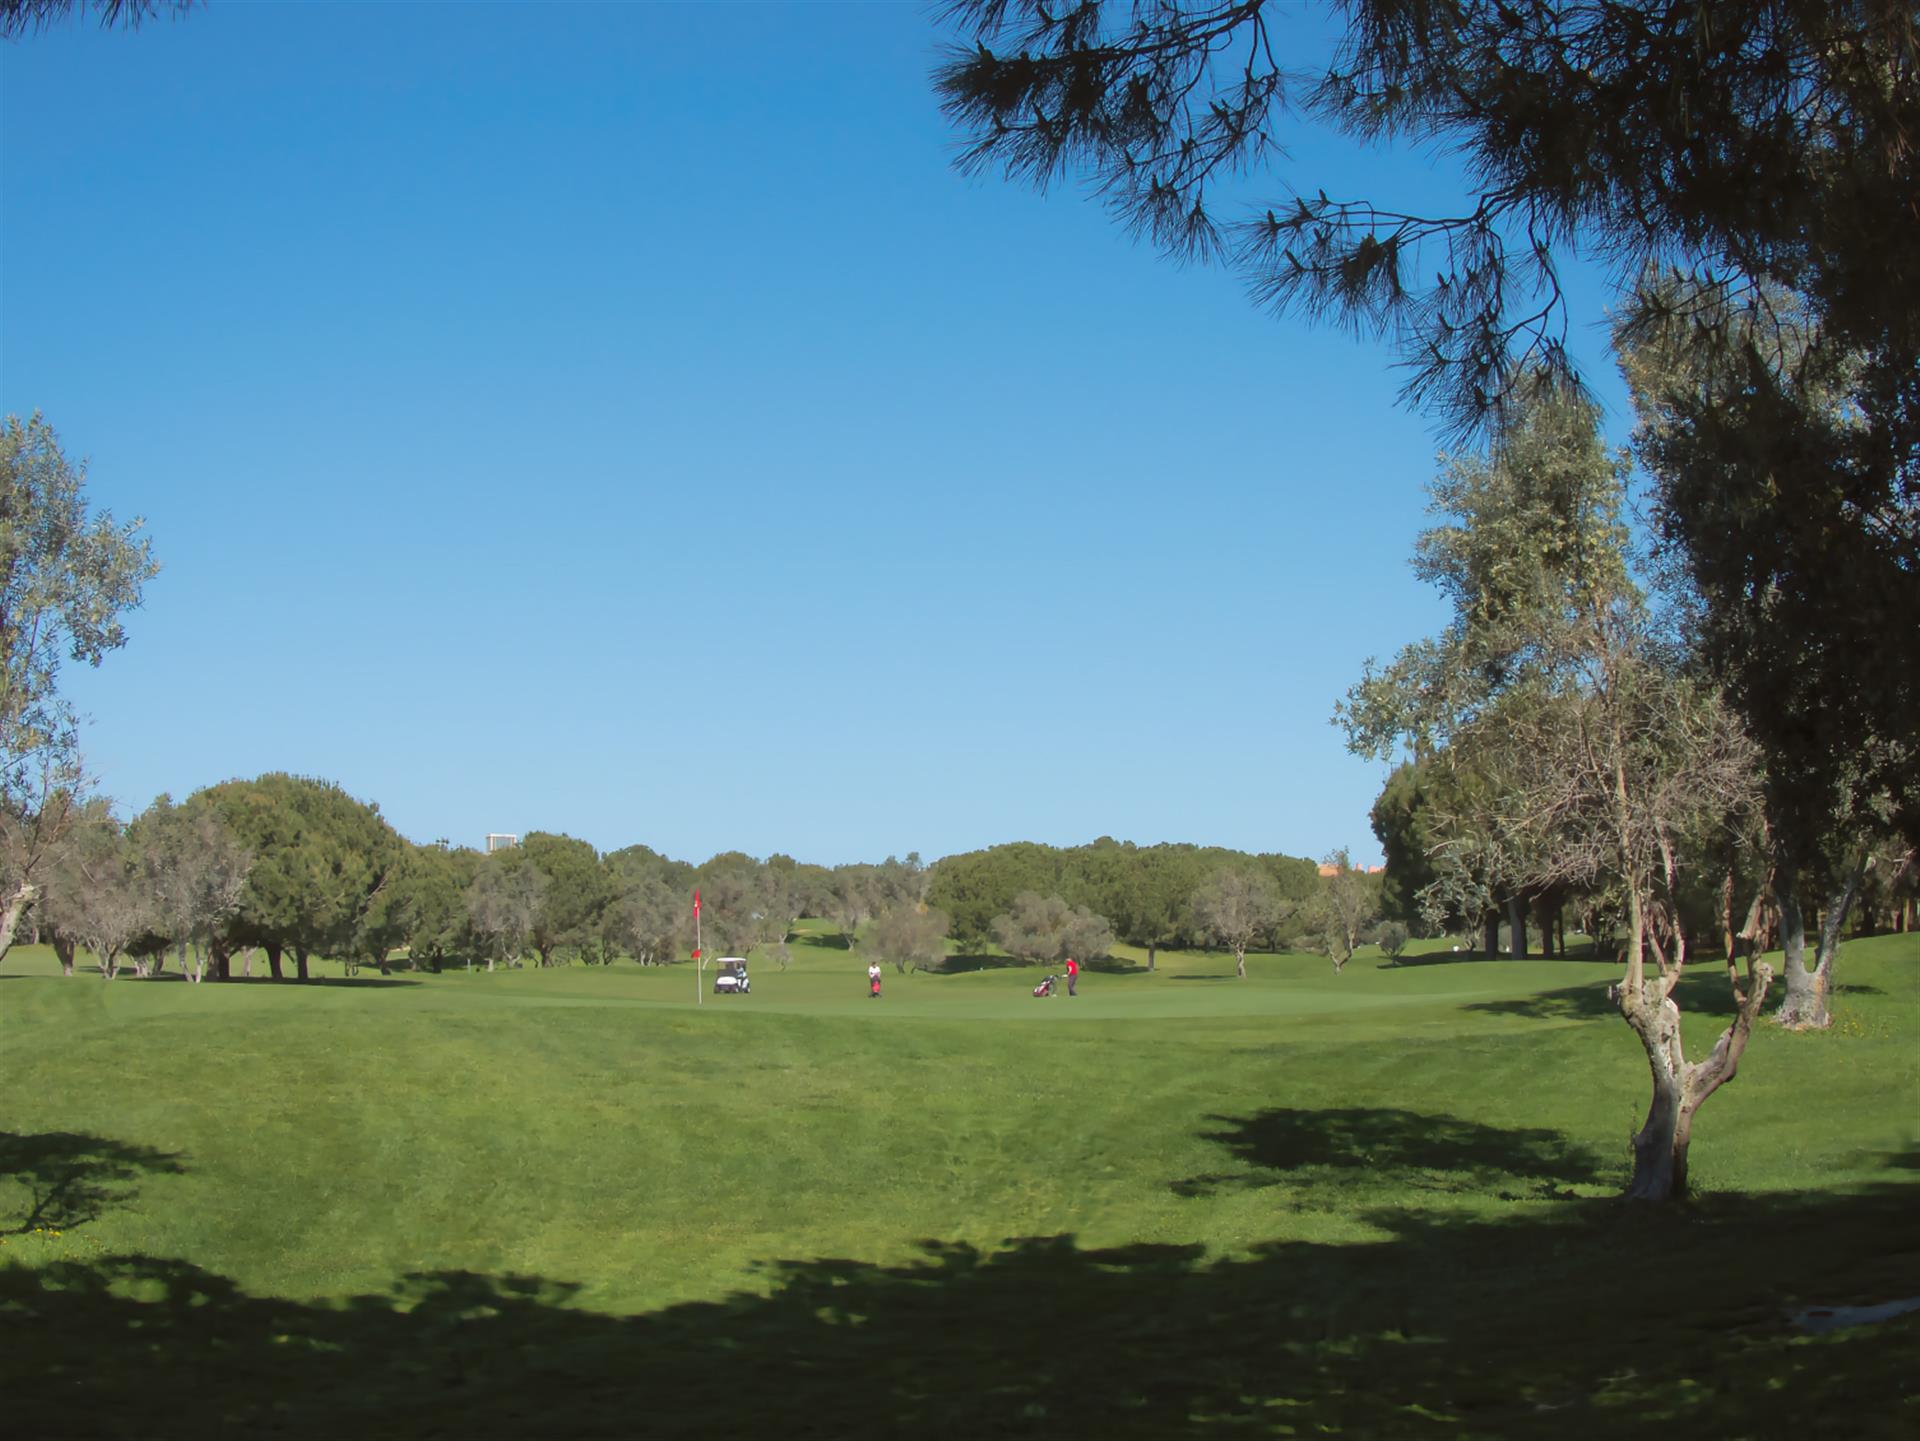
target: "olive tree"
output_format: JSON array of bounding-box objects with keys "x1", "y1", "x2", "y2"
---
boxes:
[
  {"x1": 135, "y1": 796, "x2": 251, "y2": 985},
  {"x1": 1341, "y1": 387, "x2": 1770, "y2": 1201},
  {"x1": 0, "y1": 414, "x2": 157, "y2": 965},
  {"x1": 1192, "y1": 866, "x2": 1289, "y2": 978},
  {"x1": 864, "y1": 901, "x2": 952, "y2": 975}
]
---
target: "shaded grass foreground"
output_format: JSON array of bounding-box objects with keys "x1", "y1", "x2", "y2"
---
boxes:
[
  {"x1": 5, "y1": 1170, "x2": 1917, "y2": 1440},
  {"x1": 4, "y1": 935, "x2": 1916, "y2": 1435}
]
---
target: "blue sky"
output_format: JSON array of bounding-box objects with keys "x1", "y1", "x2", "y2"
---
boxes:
[{"x1": 1, "y1": 3, "x2": 1629, "y2": 867}]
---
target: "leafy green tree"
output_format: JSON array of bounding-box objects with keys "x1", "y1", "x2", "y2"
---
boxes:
[
  {"x1": 601, "y1": 844, "x2": 692, "y2": 965},
  {"x1": 196, "y1": 774, "x2": 403, "y2": 981},
  {"x1": 37, "y1": 799, "x2": 150, "y2": 979},
  {"x1": 990, "y1": 892, "x2": 1073, "y2": 965},
  {"x1": 927, "y1": 843, "x2": 1059, "y2": 950},
  {"x1": 0, "y1": 414, "x2": 158, "y2": 965},
  {"x1": 1375, "y1": 920, "x2": 1410, "y2": 961},
  {"x1": 1, "y1": 0, "x2": 193, "y2": 38},
  {"x1": 990, "y1": 891, "x2": 1114, "y2": 967},
  {"x1": 1193, "y1": 866, "x2": 1289, "y2": 978},
  {"x1": 1308, "y1": 850, "x2": 1381, "y2": 974},
  {"x1": 1058, "y1": 903, "x2": 1116, "y2": 968},
  {"x1": 695, "y1": 852, "x2": 765, "y2": 959},
  {"x1": 1105, "y1": 845, "x2": 1205, "y2": 972},
  {"x1": 388, "y1": 841, "x2": 480, "y2": 972},
  {"x1": 603, "y1": 869, "x2": 684, "y2": 966},
  {"x1": 755, "y1": 853, "x2": 811, "y2": 956},
  {"x1": 465, "y1": 847, "x2": 545, "y2": 971},
  {"x1": 935, "y1": 4, "x2": 1919, "y2": 434},
  {"x1": 517, "y1": 832, "x2": 611, "y2": 967},
  {"x1": 133, "y1": 794, "x2": 251, "y2": 985},
  {"x1": 824, "y1": 864, "x2": 877, "y2": 951},
  {"x1": 1622, "y1": 283, "x2": 1900, "y2": 1024},
  {"x1": 864, "y1": 901, "x2": 952, "y2": 975},
  {"x1": 1370, "y1": 764, "x2": 1444, "y2": 930},
  {"x1": 1340, "y1": 387, "x2": 1770, "y2": 1200}
]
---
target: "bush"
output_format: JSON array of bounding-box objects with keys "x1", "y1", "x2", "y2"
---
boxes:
[{"x1": 1376, "y1": 921, "x2": 1409, "y2": 960}]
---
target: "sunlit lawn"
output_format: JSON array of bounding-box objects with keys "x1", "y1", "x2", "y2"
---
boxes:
[{"x1": 3, "y1": 927, "x2": 1914, "y2": 1436}]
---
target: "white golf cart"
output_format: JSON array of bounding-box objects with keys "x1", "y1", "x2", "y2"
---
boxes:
[{"x1": 712, "y1": 958, "x2": 751, "y2": 995}]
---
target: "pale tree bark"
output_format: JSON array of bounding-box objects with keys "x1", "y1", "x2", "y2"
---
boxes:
[
  {"x1": 1776, "y1": 851, "x2": 1868, "y2": 1030},
  {"x1": 0, "y1": 880, "x2": 36, "y2": 964},
  {"x1": 1620, "y1": 960, "x2": 1773, "y2": 1200},
  {"x1": 1614, "y1": 844, "x2": 1776, "y2": 1200}
]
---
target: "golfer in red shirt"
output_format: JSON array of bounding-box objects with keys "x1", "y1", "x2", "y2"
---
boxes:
[{"x1": 1065, "y1": 955, "x2": 1079, "y2": 997}]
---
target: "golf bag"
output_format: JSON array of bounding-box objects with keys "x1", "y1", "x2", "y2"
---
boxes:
[{"x1": 1032, "y1": 975, "x2": 1057, "y2": 998}]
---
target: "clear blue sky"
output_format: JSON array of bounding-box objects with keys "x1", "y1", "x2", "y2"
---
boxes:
[{"x1": 1, "y1": 3, "x2": 1628, "y2": 867}]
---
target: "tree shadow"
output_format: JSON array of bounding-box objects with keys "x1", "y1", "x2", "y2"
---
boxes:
[
  {"x1": 791, "y1": 934, "x2": 855, "y2": 953},
  {"x1": 1167, "y1": 973, "x2": 1239, "y2": 982},
  {"x1": 1169, "y1": 1107, "x2": 1607, "y2": 1199},
  {"x1": 934, "y1": 954, "x2": 1149, "y2": 975},
  {"x1": 1465, "y1": 966, "x2": 1757, "y2": 1024},
  {"x1": 935, "y1": 953, "x2": 1033, "y2": 974},
  {"x1": 1463, "y1": 982, "x2": 1619, "y2": 1022},
  {"x1": 5, "y1": 1174, "x2": 1915, "y2": 1439},
  {"x1": 0, "y1": 1131, "x2": 187, "y2": 1234},
  {"x1": 1385, "y1": 944, "x2": 1602, "y2": 968}
]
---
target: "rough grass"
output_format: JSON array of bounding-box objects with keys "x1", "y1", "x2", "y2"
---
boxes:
[{"x1": 2, "y1": 927, "x2": 1915, "y2": 1437}]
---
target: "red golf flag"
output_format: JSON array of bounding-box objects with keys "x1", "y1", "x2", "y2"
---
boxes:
[{"x1": 693, "y1": 888, "x2": 701, "y2": 917}]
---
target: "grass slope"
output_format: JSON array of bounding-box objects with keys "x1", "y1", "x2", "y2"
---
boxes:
[{"x1": 2, "y1": 930, "x2": 1915, "y2": 1437}]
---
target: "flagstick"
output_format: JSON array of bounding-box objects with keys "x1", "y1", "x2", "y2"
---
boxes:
[{"x1": 694, "y1": 893, "x2": 703, "y2": 1008}]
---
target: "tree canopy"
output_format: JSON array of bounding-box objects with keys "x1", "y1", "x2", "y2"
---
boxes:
[{"x1": 0, "y1": 414, "x2": 158, "y2": 962}]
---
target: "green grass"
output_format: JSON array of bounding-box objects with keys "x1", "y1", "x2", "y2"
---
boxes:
[{"x1": 2, "y1": 927, "x2": 1915, "y2": 1436}]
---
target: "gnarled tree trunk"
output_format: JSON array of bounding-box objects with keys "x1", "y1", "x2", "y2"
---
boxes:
[
  {"x1": 1776, "y1": 854, "x2": 1866, "y2": 1030},
  {"x1": 51, "y1": 933, "x2": 77, "y2": 976},
  {"x1": 0, "y1": 881, "x2": 36, "y2": 966},
  {"x1": 1620, "y1": 958, "x2": 1774, "y2": 1201}
]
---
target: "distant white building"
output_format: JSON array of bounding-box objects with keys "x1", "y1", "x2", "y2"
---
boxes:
[{"x1": 485, "y1": 833, "x2": 519, "y2": 854}]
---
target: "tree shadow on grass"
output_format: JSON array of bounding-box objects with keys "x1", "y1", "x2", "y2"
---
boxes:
[
  {"x1": 306, "y1": 976, "x2": 424, "y2": 988},
  {"x1": 934, "y1": 953, "x2": 1032, "y2": 974},
  {"x1": 1169, "y1": 1107, "x2": 1607, "y2": 1199},
  {"x1": 1463, "y1": 966, "x2": 1745, "y2": 1024},
  {"x1": 4, "y1": 1173, "x2": 1916, "y2": 1439},
  {"x1": 1463, "y1": 982, "x2": 1619, "y2": 1022},
  {"x1": 0, "y1": 1131, "x2": 187, "y2": 1235}
]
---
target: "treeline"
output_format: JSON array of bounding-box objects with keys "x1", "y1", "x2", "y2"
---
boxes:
[
  {"x1": 22, "y1": 773, "x2": 947, "y2": 981},
  {"x1": 926, "y1": 839, "x2": 1385, "y2": 975},
  {"x1": 1369, "y1": 761, "x2": 1920, "y2": 967},
  {"x1": 17, "y1": 773, "x2": 1384, "y2": 982}
]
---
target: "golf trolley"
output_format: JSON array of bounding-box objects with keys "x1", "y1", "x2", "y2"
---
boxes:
[{"x1": 1032, "y1": 974, "x2": 1058, "y2": 998}]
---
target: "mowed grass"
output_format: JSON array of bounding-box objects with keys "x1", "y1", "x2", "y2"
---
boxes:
[{"x1": 2, "y1": 927, "x2": 1915, "y2": 1438}]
